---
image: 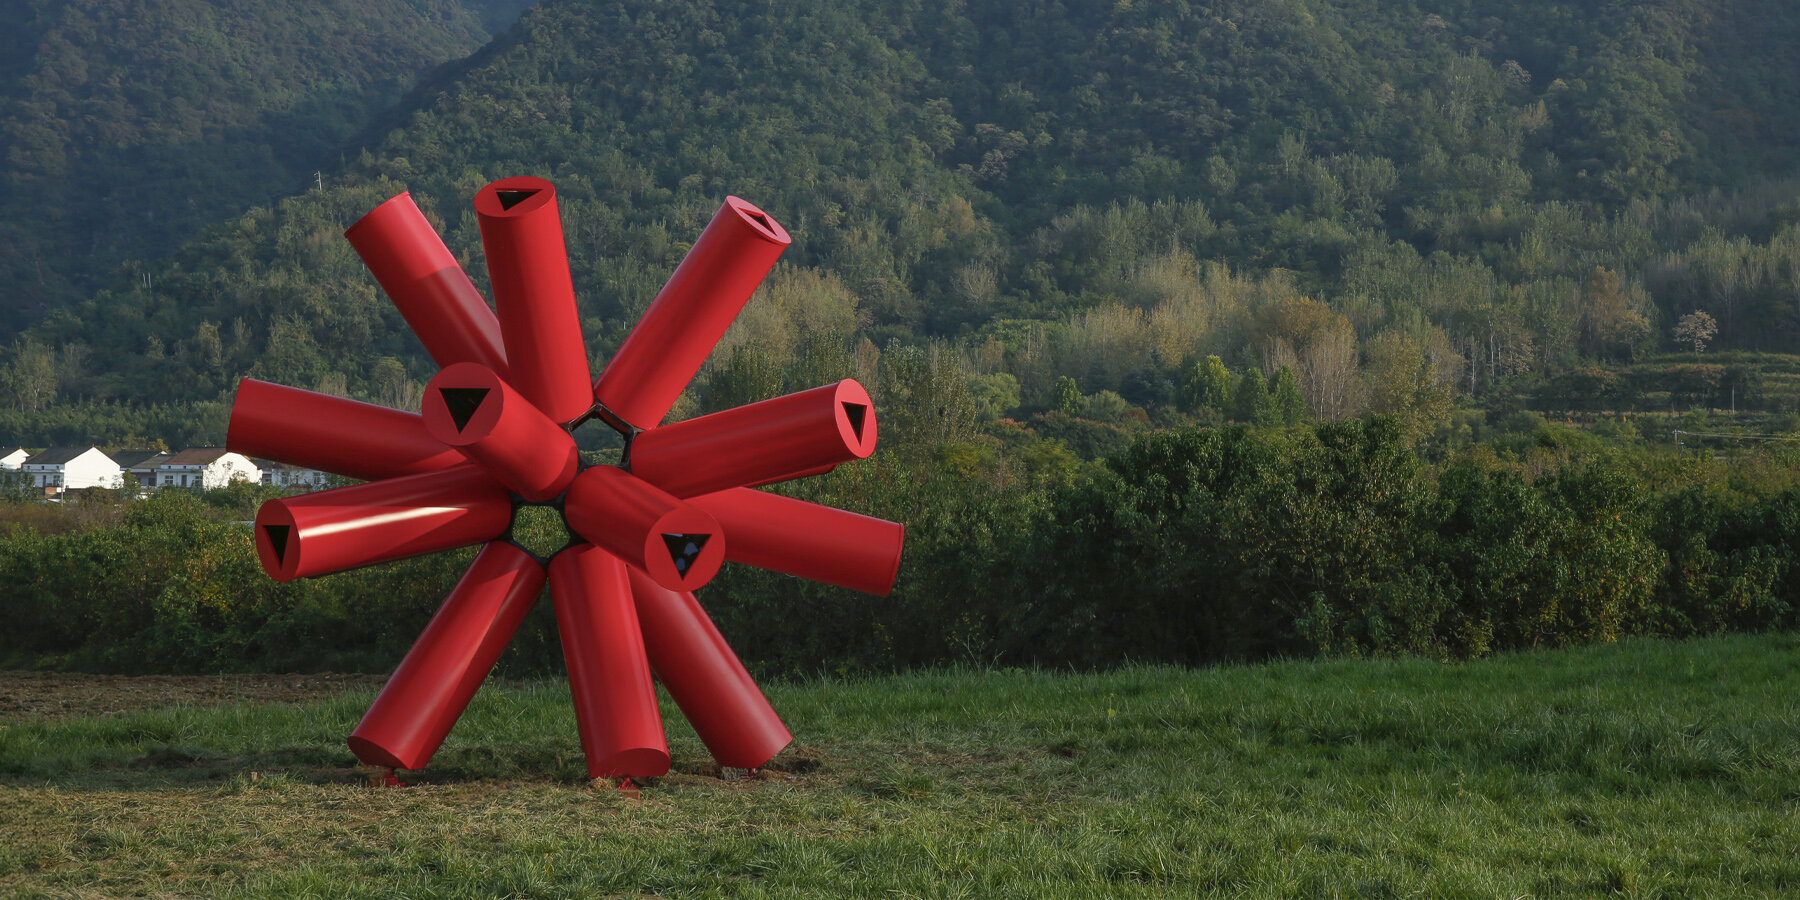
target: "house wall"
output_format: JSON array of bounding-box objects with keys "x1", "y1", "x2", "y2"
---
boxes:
[
  {"x1": 23, "y1": 466, "x2": 61, "y2": 491},
  {"x1": 202, "y1": 455, "x2": 261, "y2": 490},
  {"x1": 266, "y1": 468, "x2": 331, "y2": 490},
  {"x1": 64, "y1": 452, "x2": 123, "y2": 490},
  {"x1": 21, "y1": 454, "x2": 120, "y2": 493}
]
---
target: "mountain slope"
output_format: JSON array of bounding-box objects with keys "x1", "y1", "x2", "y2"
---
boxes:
[
  {"x1": 5, "y1": 0, "x2": 1800, "y2": 444},
  {"x1": 0, "y1": 0, "x2": 535, "y2": 336}
]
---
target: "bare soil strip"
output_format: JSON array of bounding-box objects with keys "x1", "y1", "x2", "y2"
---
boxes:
[{"x1": 0, "y1": 671, "x2": 387, "y2": 724}]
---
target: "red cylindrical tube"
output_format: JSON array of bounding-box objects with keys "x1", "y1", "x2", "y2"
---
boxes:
[
  {"x1": 628, "y1": 567, "x2": 791, "y2": 769},
  {"x1": 592, "y1": 197, "x2": 790, "y2": 429},
  {"x1": 347, "y1": 542, "x2": 545, "y2": 770},
  {"x1": 422, "y1": 362, "x2": 579, "y2": 502},
  {"x1": 345, "y1": 192, "x2": 508, "y2": 375},
  {"x1": 549, "y1": 544, "x2": 670, "y2": 778},
  {"x1": 474, "y1": 176, "x2": 594, "y2": 423},
  {"x1": 252, "y1": 465, "x2": 513, "y2": 582},
  {"x1": 689, "y1": 488, "x2": 904, "y2": 596},
  {"x1": 227, "y1": 378, "x2": 466, "y2": 481},
  {"x1": 563, "y1": 466, "x2": 726, "y2": 591},
  {"x1": 629, "y1": 379, "x2": 876, "y2": 498}
]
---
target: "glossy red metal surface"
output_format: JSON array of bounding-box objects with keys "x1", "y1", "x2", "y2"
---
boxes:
[
  {"x1": 347, "y1": 542, "x2": 545, "y2": 769},
  {"x1": 690, "y1": 487, "x2": 904, "y2": 596},
  {"x1": 628, "y1": 567, "x2": 791, "y2": 769},
  {"x1": 592, "y1": 197, "x2": 790, "y2": 429},
  {"x1": 549, "y1": 544, "x2": 670, "y2": 778},
  {"x1": 630, "y1": 379, "x2": 876, "y2": 498},
  {"x1": 227, "y1": 378, "x2": 466, "y2": 481},
  {"x1": 563, "y1": 466, "x2": 725, "y2": 591},
  {"x1": 422, "y1": 362, "x2": 579, "y2": 502},
  {"x1": 252, "y1": 465, "x2": 512, "y2": 582},
  {"x1": 344, "y1": 192, "x2": 508, "y2": 375},
  {"x1": 473, "y1": 177, "x2": 594, "y2": 423}
]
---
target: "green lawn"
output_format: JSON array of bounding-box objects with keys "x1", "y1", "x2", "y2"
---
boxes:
[{"x1": 3, "y1": 634, "x2": 1799, "y2": 898}]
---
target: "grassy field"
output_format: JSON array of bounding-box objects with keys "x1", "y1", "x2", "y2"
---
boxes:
[{"x1": 3, "y1": 635, "x2": 1799, "y2": 898}]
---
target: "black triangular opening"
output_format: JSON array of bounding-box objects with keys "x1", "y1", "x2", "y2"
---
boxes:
[
  {"x1": 661, "y1": 533, "x2": 711, "y2": 577},
  {"x1": 496, "y1": 189, "x2": 539, "y2": 210},
  {"x1": 842, "y1": 402, "x2": 868, "y2": 442},
  {"x1": 745, "y1": 210, "x2": 774, "y2": 234},
  {"x1": 440, "y1": 387, "x2": 490, "y2": 433},
  {"x1": 264, "y1": 525, "x2": 291, "y2": 565}
]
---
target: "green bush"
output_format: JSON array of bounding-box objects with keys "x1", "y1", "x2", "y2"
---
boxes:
[
  {"x1": 6, "y1": 418, "x2": 1800, "y2": 675},
  {"x1": 1004, "y1": 418, "x2": 1451, "y2": 665},
  {"x1": 1439, "y1": 461, "x2": 1661, "y2": 651},
  {"x1": 0, "y1": 491, "x2": 471, "y2": 673}
]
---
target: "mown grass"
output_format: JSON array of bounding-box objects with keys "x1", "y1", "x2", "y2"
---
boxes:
[{"x1": 3, "y1": 634, "x2": 1799, "y2": 897}]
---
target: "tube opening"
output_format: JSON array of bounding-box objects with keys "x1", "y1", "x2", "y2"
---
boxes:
[
  {"x1": 496, "y1": 189, "x2": 539, "y2": 211},
  {"x1": 842, "y1": 402, "x2": 869, "y2": 442},
  {"x1": 264, "y1": 524, "x2": 291, "y2": 565},
  {"x1": 661, "y1": 532, "x2": 711, "y2": 576},
  {"x1": 440, "y1": 387, "x2": 491, "y2": 433}
]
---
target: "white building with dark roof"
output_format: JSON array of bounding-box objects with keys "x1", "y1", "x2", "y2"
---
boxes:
[
  {"x1": 113, "y1": 450, "x2": 174, "y2": 490},
  {"x1": 155, "y1": 448, "x2": 260, "y2": 490},
  {"x1": 21, "y1": 446, "x2": 123, "y2": 495},
  {"x1": 1, "y1": 447, "x2": 27, "y2": 470},
  {"x1": 257, "y1": 461, "x2": 333, "y2": 492}
]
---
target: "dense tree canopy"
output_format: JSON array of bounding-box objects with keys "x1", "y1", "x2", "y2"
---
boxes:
[
  {"x1": 0, "y1": 0, "x2": 534, "y2": 338},
  {"x1": 4, "y1": 0, "x2": 1800, "y2": 447}
]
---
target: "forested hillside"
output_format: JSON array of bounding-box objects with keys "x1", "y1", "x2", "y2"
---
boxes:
[
  {"x1": 0, "y1": 0, "x2": 537, "y2": 338},
  {"x1": 4, "y1": 0, "x2": 1800, "y2": 448},
  {"x1": 11, "y1": 0, "x2": 1800, "y2": 676}
]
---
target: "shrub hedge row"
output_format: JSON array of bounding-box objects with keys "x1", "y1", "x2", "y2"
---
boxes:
[{"x1": 5, "y1": 418, "x2": 1798, "y2": 675}]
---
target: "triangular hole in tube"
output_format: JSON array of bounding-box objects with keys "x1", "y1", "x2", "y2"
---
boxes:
[
  {"x1": 265, "y1": 525, "x2": 291, "y2": 565},
  {"x1": 441, "y1": 388, "x2": 491, "y2": 433},
  {"x1": 661, "y1": 533, "x2": 710, "y2": 577},
  {"x1": 842, "y1": 402, "x2": 868, "y2": 442},
  {"x1": 496, "y1": 189, "x2": 539, "y2": 210}
]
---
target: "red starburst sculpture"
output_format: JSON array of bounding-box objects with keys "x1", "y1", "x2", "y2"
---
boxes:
[{"x1": 226, "y1": 177, "x2": 904, "y2": 781}]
